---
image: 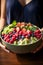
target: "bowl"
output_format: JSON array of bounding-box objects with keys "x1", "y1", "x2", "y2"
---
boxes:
[{"x1": 0, "y1": 22, "x2": 42, "y2": 54}]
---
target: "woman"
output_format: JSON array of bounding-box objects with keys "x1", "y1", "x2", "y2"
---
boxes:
[{"x1": 0, "y1": 0, "x2": 43, "y2": 53}]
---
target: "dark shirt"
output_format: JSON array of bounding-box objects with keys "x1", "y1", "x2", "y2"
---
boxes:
[{"x1": 6, "y1": 0, "x2": 43, "y2": 28}]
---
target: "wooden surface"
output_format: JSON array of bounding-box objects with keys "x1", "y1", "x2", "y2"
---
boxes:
[{"x1": 0, "y1": 43, "x2": 43, "y2": 65}]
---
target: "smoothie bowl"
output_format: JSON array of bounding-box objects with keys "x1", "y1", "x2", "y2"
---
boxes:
[{"x1": 0, "y1": 21, "x2": 42, "y2": 54}]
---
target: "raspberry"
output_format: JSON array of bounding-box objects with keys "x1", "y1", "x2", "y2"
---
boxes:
[
  {"x1": 6, "y1": 38, "x2": 10, "y2": 43},
  {"x1": 4, "y1": 35, "x2": 10, "y2": 41},
  {"x1": 34, "y1": 30, "x2": 41, "y2": 34},
  {"x1": 22, "y1": 28, "x2": 26, "y2": 32},
  {"x1": 19, "y1": 31, "x2": 22, "y2": 35},
  {"x1": 9, "y1": 40, "x2": 14, "y2": 44},
  {"x1": 12, "y1": 36, "x2": 16, "y2": 41},
  {"x1": 15, "y1": 33, "x2": 18, "y2": 38}
]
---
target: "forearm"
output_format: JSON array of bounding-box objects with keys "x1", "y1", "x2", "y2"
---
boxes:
[
  {"x1": 0, "y1": 0, "x2": 6, "y2": 31},
  {"x1": 1, "y1": 0, "x2": 6, "y2": 19},
  {"x1": 0, "y1": 0, "x2": 1, "y2": 17}
]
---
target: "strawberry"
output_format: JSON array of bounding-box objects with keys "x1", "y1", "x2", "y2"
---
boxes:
[
  {"x1": 16, "y1": 22, "x2": 21, "y2": 27},
  {"x1": 22, "y1": 28, "x2": 26, "y2": 32}
]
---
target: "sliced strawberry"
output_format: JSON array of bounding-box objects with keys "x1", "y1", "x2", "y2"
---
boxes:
[
  {"x1": 16, "y1": 22, "x2": 21, "y2": 27},
  {"x1": 21, "y1": 22, "x2": 25, "y2": 27},
  {"x1": 22, "y1": 28, "x2": 26, "y2": 33}
]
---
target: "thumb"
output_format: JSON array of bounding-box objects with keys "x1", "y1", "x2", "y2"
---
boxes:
[{"x1": 0, "y1": 43, "x2": 10, "y2": 53}]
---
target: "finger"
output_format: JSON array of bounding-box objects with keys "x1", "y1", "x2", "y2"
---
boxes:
[{"x1": 0, "y1": 43, "x2": 10, "y2": 53}]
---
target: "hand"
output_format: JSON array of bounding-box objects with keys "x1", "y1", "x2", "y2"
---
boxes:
[
  {"x1": 0, "y1": 42, "x2": 10, "y2": 53},
  {"x1": 0, "y1": 28, "x2": 43, "y2": 54}
]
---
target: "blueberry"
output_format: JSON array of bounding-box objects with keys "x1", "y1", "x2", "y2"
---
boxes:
[
  {"x1": 32, "y1": 33, "x2": 34, "y2": 37},
  {"x1": 21, "y1": 36, "x2": 24, "y2": 39}
]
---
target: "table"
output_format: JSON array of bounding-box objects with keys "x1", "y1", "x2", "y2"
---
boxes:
[{"x1": 0, "y1": 43, "x2": 43, "y2": 65}]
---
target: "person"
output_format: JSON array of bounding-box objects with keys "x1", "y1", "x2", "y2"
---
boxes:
[{"x1": 0, "y1": 0, "x2": 43, "y2": 53}]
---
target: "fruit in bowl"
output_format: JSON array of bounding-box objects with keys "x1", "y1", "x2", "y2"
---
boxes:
[{"x1": 0, "y1": 21, "x2": 42, "y2": 54}]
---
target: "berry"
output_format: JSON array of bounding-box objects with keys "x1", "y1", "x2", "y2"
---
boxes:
[
  {"x1": 12, "y1": 34, "x2": 16, "y2": 38},
  {"x1": 16, "y1": 22, "x2": 21, "y2": 27},
  {"x1": 9, "y1": 40, "x2": 14, "y2": 44},
  {"x1": 21, "y1": 36, "x2": 24, "y2": 39},
  {"x1": 6, "y1": 38, "x2": 10, "y2": 43},
  {"x1": 4, "y1": 35, "x2": 10, "y2": 41},
  {"x1": 19, "y1": 31, "x2": 22, "y2": 35},
  {"x1": 15, "y1": 33, "x2": 18, "y2": 38},
  {"x1": 34, "y1": 30, "x2": 41, "y2": 34},
  {"x1": 12, "y1": 36, "x2": 16, "y2": 41},
  {"x1": 25, "y1": 35, "x2": 28, "y2": 38},
  {"x1": 22, "y1": 28, "x2": 26, "y2": 32}
]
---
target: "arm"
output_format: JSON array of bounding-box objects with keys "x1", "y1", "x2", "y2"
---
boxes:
[
  {"x1": 0, "y1": 0, "x2": 1, "y2": 17},
  {"x1": 0, "y1": 0, "x2": 6, "y2": 31}
]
